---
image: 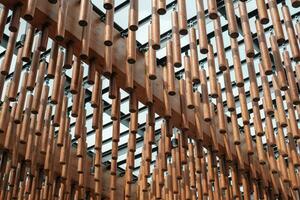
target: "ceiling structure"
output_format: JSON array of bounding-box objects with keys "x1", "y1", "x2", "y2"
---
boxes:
[{"x1": 0, "y1": 0, "x2": 300, "y2": 183}]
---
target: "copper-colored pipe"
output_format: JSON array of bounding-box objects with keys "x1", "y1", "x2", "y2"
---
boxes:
[
  {"x1": 91, "y1": 70, "x2": 102, "y2": 108},
  {"x1": 24, "y1": 0, "x2": 38, "y2": 20},
  {"x1": 87, "y1": 59, "x2": 96, "y2": 85},
  {"x1": 225, "y1": 0, "x2": 238, "y2": 38},
  {"x1": 19, "y1": 94, "x2": 33, "y2": 144},
  {"x1": 223, "y1": 134, "x2": 233, "y2": 162},
  {"x1": 166, "y1": 41, "x2": 175, "y2": 95},
  {"x1": 125, "y1": 62, "x2": 134, "y2": 91},
  {"x1": 180, "y1": 135, "x2": 187, "y2": 164},
  {"x1": 128, "y1": 0, "x2": 138, "y2": 31},
  {"x1": 75, "y1": 88, "x2": 85, "y2": 139},
  {"x1": 9, "y1": 4, "x2": 21, "y2": 32},
  {"x1": 47, "y1": 41, "x2": 59, "y2": 79},
  {"x1": 214, "y1": 17, "x2": 227, "y2": 71},
  {"x1": 200, "y1": 69, "x2": 211, "y2": 122},
  {"x1": 170, "y1": 162, "x2": 178, "y2": 194},
  {"x1": 288, "y1": 161, "x2": 298, "y2": 190},
  {"x1": 171, "y1": 11, "x2": 182, "y2": 68},
  {"x1": 231, "y1": 38, "x2": 244, "y2": 87},
  {"x1": 8, "y1": 47, "x2": 23, "y2": 101},
  {"x1": 0, "y1": 5, "x2": 9, "y2": 42},
  {"x1": 112, "y1": 117, "x2": 120, "y2": 143},
  {"x1": 269, "y1": 35, "x2": 288, "y2": 91},
  {"x1": 278, "y1": 155, "x2": 289, "y2": 182},
  {"x1": 217, "y1": 83, "x2": 226, "y2": 134},
  {"x1": 157, "y1": 0, "x2": 166, "y2": 15},
  {"x1": 72, "y1": 87, "x2": 80, "y2": 118},
  {"x1": 0, "y1": 89, "x2": 10, "y2": 133},
  {"x1": 264, "y1": 111, "x2": 276, "y2": 147},
  {"x1": 130, "y1": 109, "x2": 138, "y2": 133},
  {"x1": 80, "y1": 13, "x2": 91, "y2": 60},
  {"x1": 238, "y1": 1, "x2": 254, "y2": 58},
  {"x1": 53, "y1": 74, "x2": 66, "y2": 126},
  {"x1": 283, "y1": 51, "x2": 300, "y2": 105},
  {"x1": 201, "y1": 157, "x2": 208, "y2": 196},
  {"x1": 127, "y1": 30, "x2": 136, "y2": 64},
  {"x1": 207, "y1": 149, "x2": 214, "y2": 183},
  {"x1": 151, "y1": 0, "x2": 160, "y2": 50},
  {"x1": 104, "y1": 9, "x2": 114, "y2": 46},
  {"x1": 224, "y1": 64, "x2": 235, "y2": 112},
  {"x1": 109, "y1": 74, "x2": 117, "y2": 99},
  {"x1": 36, "y1": 84, "x2": 49, "y2": 136},
  {"x1": 196, "y1": 0, "x2": 208, "y2": 54},
  {"x1": 145, "y1": 26, "x2": 157, "y2": 80},
  {"x1": 57, "y1": 96, "x2": 68, "y2": 146},
  {"x1": 238, "y1": 87, "x2": 249, "y2": 125},
  {"x1": 78, "y1": 0, "x2": 89, "y2": 26},
  {"x1": 4, "y1": 103, "x2": 17, "y2": 149},
  {"x1": 147, "y1": 106, "x2": 155, "y2": 138},
  {"x1": 56, "y1": 0, "x2": 69, "y2": 41},
  {"x1": 14, "y1": 72, "x2": 28, "y2": 123},
  {"x1": 104, "y1": 0, "x2": 114, "y2": 10},
  {"x1": 256, "y1": 19, "x2": 272, "y2": 75},
  {"x1": 163, "y1": 123, "x2": 171, "y2": 150},
  {"x1": 241, "y1": 173, "x2": 250, "y2": 200},
  {"x1": 297, "y1": 22, "x2": 300, "y2": 43},
  {"x1": 111, "y1": 89, "x2": 120, "y2": 121},
  {"x1": 0, "y1": 30, "x2": 18, "y2": 75},
  {"x1": 207, "y1": 44, "x2": 218, "y2": 98},
  {"x1": 287, "y1": 132, "x2": 299, "y2": 166},
  {"x1": 259, "y1": 64, "x2": 273, "y2": 115},
  {"x1": 251, "y1": 179, "x2": 259, "y2": 200},
  {"x1": 37, "y1": 24, "x2": 49, "y2": 51},
  {"x1": 267, "y1": 145, "x2": 278, "y2": 173},
  {"x1": 231, "y1": 111, "x2": 240, "y2": 145},
  {"x1": 275, "y1": 112, "x2": 288, "y2": 157},
  {"x1": 188, "y1": 142, "x2": 196, "y2": 188},
  {"x1": 129, "y1": 92, "x2": 137, "y2": 114},
  {"x1": 184, "y1": 56, "x2": 194, "y2": 109},
  {"x1": 285, "y1": 91, "x2": 299, "y2": 139},
  {"x1": 208, "y1": 0, "x2": 218, "y2": 19},
  {"x1": 70, "y1": 57, "x2": 83, "y2": 94},
  {"x1": 268, "y1": 0, "x2": 285, "y2": 44},
  {"x1": 282, "y1": 4, "x2": 300, "y2": 61},
  {"x1": 252, "y1": 101, "x2": 263, "y2": 136},
  {"x1": 50, "y1": 49, "x2": 64, "y2": 104},
  {"x1": 128, "y1": 130, "x2": 137, "y2": 153},
  {"x1": 189, "y1": 28, "x2": 200, "y2": 83},
  {"x1": 246, "y1": 57, "x2": 260, "y2": 102},
  {"x1": 256, "y1": 136, "x2": 266, "y2": 165},
  {"x1": 178, "y1": 0, "x2": 187, "y2": 35},
  {"x1": 272, "y1": 76, "x2": 287, "y2": 127},
  {"x1": 256, "y1": 0, "x2": 269, "y2": 24},
  {"x1": 231, "y1": 165, "x2": 240, "y2": 198},
  {"x1": 31, "y1": 61, "x2": 46, "y2": 114},
  {"x1": 64, "y1": 41, "x2": 73, "y2": 69},
  {"x1": 103, "y1": 46, "x2": 112, "y2": 76},
  {"x1": 243, "y1": 123, "x2": 253, "y2": 155},
  {"x1": 27, "y1": 40, "x2": 41, "y2": 91},
  {"x1": 22, "y1": 24, "x2": 35, "y2": 62},
  {"x1": 219, "y1": 158, "x2": 227, "y2": 191},
  {"x1": 94, "y1": 106, "x2": 103, "y2": 151},
  {"x1": 25, "y1": 115, "x2": 36, "y2": 162}
]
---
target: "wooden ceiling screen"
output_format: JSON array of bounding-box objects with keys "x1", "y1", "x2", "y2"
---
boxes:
[{"x1": 0, "y1": 0, "x2": 298, "y2": 199}]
